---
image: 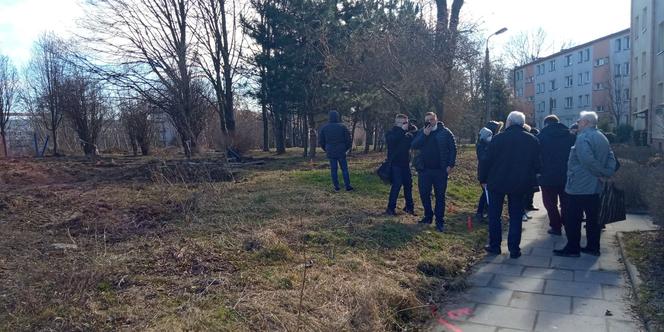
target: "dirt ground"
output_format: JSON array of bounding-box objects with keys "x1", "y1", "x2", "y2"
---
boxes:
[{"x1": 0, "y1": 148, "x2": 485, "y2": 331}]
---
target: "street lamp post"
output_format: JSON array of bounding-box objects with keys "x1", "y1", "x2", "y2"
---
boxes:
[{"x1": 483, "y1": 27, "x2": 508, "y2": 124}]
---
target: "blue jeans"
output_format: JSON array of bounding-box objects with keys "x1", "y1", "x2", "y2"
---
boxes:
[
  {"x1": 329, "y1": 157, "x2": 351, "y2": 190},
  {"x1": 387, "y1": 165, "x2": 414, "y2": 210},
  {"x1": 418, "y1": 169, "x2": 448, "y2": 224},
  {"x1": 488, "y1": 191, "x2": 525, "y2": 254}
]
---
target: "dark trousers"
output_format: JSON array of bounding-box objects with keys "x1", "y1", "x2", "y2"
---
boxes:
[
  {"x1": 488, "y1": 191, "x2": 525, "y2": 254},
  {"x1": 387, "y1": 165, "x2": 414, "y2": 211},
  {"x1": 418, "y1": 169, "x2": 448, "y2": 224},
  {"x1": 329, "y1": 157, "x2": 351, "y2": 190},
  {"x1": 476, "y1": 186, "x2": 488, "y2": 216},
  {"x1": 541, "y1": 186, "x2": 568, "y2": 231},
  {"x1": 563, "y1": 194, "x2": 601, "y2": 253},
  {"x1": 524, "y1": 192, "x2": 535, "y2": 208}
]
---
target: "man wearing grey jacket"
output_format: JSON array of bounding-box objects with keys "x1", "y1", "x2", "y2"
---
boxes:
[{"x1": 553, "y1": 111, "x2": 617, "y2": 257}]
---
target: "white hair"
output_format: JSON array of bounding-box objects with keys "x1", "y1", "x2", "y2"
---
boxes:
[
  {"x1": 506, "y1": 111, "x2": 526, "y2": 127},
  {"x1": 579, "y1": 111, "x2": 598, "y2": 126}
]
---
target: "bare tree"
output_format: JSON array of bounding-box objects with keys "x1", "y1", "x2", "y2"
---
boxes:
[
  {"x1": 503, "y1": 28, "x2": 549, "y2": 68},
  {"x1": 0, "y1": 55, "x2": 18, "y2": 157},
  {"x1": 120, "y1": 98, "x2": 154, "y2": 156},
  {"x1": 605, "y1": 64, "x2": 628, "y2": 127},
  {"x1": 82, "y1": 0, "x2": 203, "y2": 158},
  {"x1": 193, "y1": 0, "x2": 244, "y2": 135},
  {"x1": 431, "y1": 0, "x2": 464, "y2": 119},
  {"x1": 24, "y1": 33, "x2": 68, "y2": 156}
]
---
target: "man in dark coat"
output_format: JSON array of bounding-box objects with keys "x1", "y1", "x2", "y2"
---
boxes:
[
  {"x1": 475, "y1": 121, "x2": 503, "y2": 221},
  {"x1": 480, "y1": 111, "x2": 540, "y2": 258},
  {"x1": 524, "y1": 126, "x2": 541, "y2": 213},
  {"x1": 319, "y1": 110, "x2": 353, "y2": 191},
  {"x1": 411, "y1": 112, "x2": 457, "y2": 232},
  {"x1": 385, "y1": 114, "x2": 417, "y2": 215},
  {"x1": 537, "y1": 115, "x2": 576, "y2": 236}
]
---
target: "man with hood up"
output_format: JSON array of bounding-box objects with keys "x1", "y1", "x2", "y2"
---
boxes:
[
  {"x1": 537, "y1": 115, "x2": 576, "y2": 236},
  {"x1": 475, "y1": 121, "x2": 503, "y2": 221},
  {"x1": 319, "y1": 110, "x2": 354, "y2": 191},
  {"x1": 411, "y1": 112, "x2": 457, "y2": 232}
]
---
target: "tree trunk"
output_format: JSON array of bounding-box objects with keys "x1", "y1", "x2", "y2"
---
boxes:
[
  {"x1": 51, "y1": 127, "x2": 59, "y2": 156},
  {"x1": 262, "y1": 103, "x2": 270, "y2": 151},
  {"x1": 1, "y1": 131, "x2": 7, "y2": 157},
  {"x1": 302, "y1": 114, "x2": 309, "y2": 158},
  {"x1": 275, "y1": 114, "x2": 286, "y2": 154},
  {"x1": 363, "y1": 122, "x2": 373, "y2": 154},
  {"x1": 308, "y1": 113, "x2": 317, "y2": 159}
]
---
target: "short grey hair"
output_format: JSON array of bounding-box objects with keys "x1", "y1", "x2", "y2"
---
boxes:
[
  {"x1": 579, "y1": 111, "x2": 598, "y2": 126},
  {"x1": 506, "y1": 111, "x2": 526, "y2": 127}
]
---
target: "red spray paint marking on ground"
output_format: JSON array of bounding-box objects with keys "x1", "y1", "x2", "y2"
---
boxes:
[
  {"x1": 430, "y1": 305, "x2": 473, "y2": 332},
  {"x1": 466, "y1": 215, "x2": 473, "y2": 232}
]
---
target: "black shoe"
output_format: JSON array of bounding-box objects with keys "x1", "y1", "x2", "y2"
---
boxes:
[
  {"x1": 484, "y1": 245, "x2": 501, "y2": 255},
  {"x1": 547, "y1": 229, "x2": 562, "y2": 236},
  {"x1": 526, "y1": 206, "x2": 539, "y2": 211},
  {"x1": 475, "y1": 213, "x2": 486, "y2": 222},
  {"x1": 580, "y1": 247, "x2": 601, "y2": 256},
  {"x1": 553, "y1": 248, "x2": 580, "y2": 257},
  {"x1": 418, "y1": 217, "x2": 432, "y2": 224},
  {"x1": 435, "y1": 223, "x2": 445, "y2": 233},
  {"x1": 510, "y1": 251, "x2": 522, "y2": 259},
  {"x1": 385, "y1": 209, "x2": 397, "y2": 216},
  {"x1": 345, "y1": 186, "x2": 354, "y2": 192},
  {"x1": 403, "y1": 207, "x2": 417, "y2": 216},
  {"x1": 333, "y1": 187, "x2": 340, "y2": 192}
]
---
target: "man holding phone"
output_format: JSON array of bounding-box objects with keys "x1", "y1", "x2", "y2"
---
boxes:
[{"x1": 411, "y1": 112, "x2": 457, "y2": 232}]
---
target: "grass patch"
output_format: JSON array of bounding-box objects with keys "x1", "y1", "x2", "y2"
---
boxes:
[{"x1": 623, "y1": 231, "x2": 664, "y2": 330}]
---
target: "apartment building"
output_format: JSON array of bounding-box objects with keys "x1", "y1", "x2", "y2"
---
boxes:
[
  {"x1": 631, "y1": 0, "x2": 664, "y2": 150},
  {"x1": 513, "y1": 29, "x2": 631, "y2": 129}
]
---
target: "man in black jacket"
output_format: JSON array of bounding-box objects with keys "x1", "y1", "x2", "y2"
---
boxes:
[
  {"x1": 385, "y1": 114, "x2": 417, "y2": 215},
  {"x1": 411, "y1": 112, "x2": 457, "y2": 232},
  {"x1": 319, "y1": 110, "x2": 353, "y2": 191},
  {"x1": 480, "y1": 111, "x2": 540, "y2": 258},
  {"x1": 537, "y1": 115, "x2": 576, "y2": 236}
]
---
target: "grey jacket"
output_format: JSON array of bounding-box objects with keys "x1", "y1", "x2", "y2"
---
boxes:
[{"x1": 565, "y1": 127, "x2": 617, "y2": 195}]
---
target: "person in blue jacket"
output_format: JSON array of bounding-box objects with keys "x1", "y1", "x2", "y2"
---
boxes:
[
  {"x1": 411, "y1": 112, "x2": 457, "y2": 232},
  {"x1": 319, "y1": 110, "x2": 354, "y2": 192}
]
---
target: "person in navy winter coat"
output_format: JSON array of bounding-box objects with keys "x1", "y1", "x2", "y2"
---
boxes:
[
  {"x1": 411, "y1": 112, "x2": 457, "y2": 232},
  {"x1": 475, "y1": 121, "x2": 503, "y2": 221},
  {"x1": 319, "y1": 110, "x2": 354, "y2": 191},
  {"x1": 385, "y1": 114, "x2": 418, "y2": 216},
  {"x1": 537, "y1": 115, "x2": 576, "y2": 236},
  {"x1": 479, "y1": 111, "x2": 540, "y2": 258}
]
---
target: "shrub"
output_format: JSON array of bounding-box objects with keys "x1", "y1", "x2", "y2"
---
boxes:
[
  {"x1": 605, "y1": 132, "x2": 617, "y2": 144},
  {"x1": 615, "y1": 124, "x2": 633, "y2": 143},
  {"x1": 646, "y1": 166, "x2": 664, "y2": 227},
  {"x1": 613, "y1": 160, "x2": 649, "y2": 212}
]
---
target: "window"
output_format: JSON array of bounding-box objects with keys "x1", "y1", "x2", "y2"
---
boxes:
[
  {"x1": 565, "y1": 75, "x2": 573, "y2": 87},
  {"x1": 584, "y1": 71, "x2": 590, "y2": 84},
  {"x1": 642, "y1": 7, "x2": 647, "y2": 32},
  {"x1": 536, "y1": 64, "x2": 545, "y2": 75},
  {"x1": 549, "y1": 98, "x2": 557, "y2": 111},
  {"x1": 585, "y1": 49, "x2": 590, "y2": 61},
  {"x1": 642, "y1": 95, "x2": 646, "y2": 109},
  {"x1": 527, "y1": 75, "x2": 534, "y2": 83},
  {"x1": 642, "y1": 52, "x2": 647, "y2": 74},
  {"x1": 615, "y1": 38, "x2": 622, "y2": 51},
  {"x1": 578, "y1": 51, "x2": 584, "y2": 63},
  {"x1": 625, "y1": 36, "x2": 630, "y2": 49},
  {"x1": 634, "y1": 56, "x2": 639, "y2": 79},
  {"x1": 614, "y1": 64, "x2": 621, "y2": 77},
  {"x1": 596, "y1": 106, "x2": 605, "y2": 112},
  {"x1": 635, "y1": 97, "x2": 639, "y2": 110},
  {"x1": 578, "y1": 95, "x2": 583, "y2": 107},
  {"x1": 549, "y1": 60, "x2": 556, "y2": 72},
  {"x1": 615, "y1": 89, "x2": 622, "y2": 102},
  {"x1": 659, "y1": 82, "x2": 664, "y2": 105},
  {"x1": 550, "y1": 79, "x2": 557, "y2": 91},
  {"x1": 595, "y1": 57, "x2": 608, "y2": 66},
  {"x1": 577, "y1": 73, "x2": 583, "y2": 85},
  {"x1": 624, "y1": 88, "x2": 630, "y2": 100},
  {"x1": 635, "y1": 16, "x2": 640, "y2": 39},
  {"x1": 516, "y1": 88, "x2": 524, "y2": 97},
  {"x1": 527, "y1": 96, "x2": 534, "y2": 102},
  {"x1": 536, "y1": 83, "x2": 545, "y2": 94},
  {"x1": 595, "y1": 82, "x2": 607, "y2": 90},
  {"x1": 565, "y1": 54, "x2": 573, "y2": 66},
  {"x1": 538, "y1": 102, "x2": 545, "y2": 112},
  {"x1": 624, "y1": 62, "x2": 630, "y2": 76},
  {"x1": 585, "y1": 94, "x2": 590, "y2": 106},
  {"x1": 516, "y1": 70, "x2": 523, "y2": 81},
  {"x1": 565, "y1": 97, "x2": 574, "y2": 109}
]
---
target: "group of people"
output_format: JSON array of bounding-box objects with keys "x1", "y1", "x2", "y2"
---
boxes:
[{"x1": 317, "y1": 109, "x2": 617, "y2": 259}]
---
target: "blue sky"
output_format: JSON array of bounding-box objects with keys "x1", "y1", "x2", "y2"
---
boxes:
[{"x1": 0, "y1": 0, "x2": 631, "y2": 68}]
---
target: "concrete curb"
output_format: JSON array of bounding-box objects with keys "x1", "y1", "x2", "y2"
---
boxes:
[{"x1": 616, "y1": 231, "x2": 655, "y2": 332}]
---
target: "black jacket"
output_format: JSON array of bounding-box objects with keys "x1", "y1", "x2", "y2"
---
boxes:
[
  {"x1": 318, "y1": 111, "x2": 352, "y2": 159},
  {"x1": 476, "y1": 140, "x2": 490, "y2": 180},
  {"x1": 411, "y1": 122, "x2": 457, "y2": 171},
  {"x1": 386, "y1": 126, "x2": 413, "y2": 167},
  {"x1": 537, "y1": 123, "x2": 576, "y2": 187},
  {"x1": 479, "y1": 125, "x2": 541, "y2": 194}
]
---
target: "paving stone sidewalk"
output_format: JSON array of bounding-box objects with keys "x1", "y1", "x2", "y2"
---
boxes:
[{"x1": 430, "y1": 193, "x2": 659, "y2": 332}]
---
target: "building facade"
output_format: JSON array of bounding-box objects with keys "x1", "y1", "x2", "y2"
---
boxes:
[
  {"x1": 631, "y1": 0, "x2": 664, "y2": 150},
  {"x1": 513, "y1": 29, "x2": 631, "y2": 129}
]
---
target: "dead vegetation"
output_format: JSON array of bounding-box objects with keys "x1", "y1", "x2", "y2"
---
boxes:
[{"x1": 0, "y1": 147, "x2": 485, "y2": 331}]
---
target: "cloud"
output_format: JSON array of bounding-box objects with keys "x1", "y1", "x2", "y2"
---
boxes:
[{"x1": 0, "y1": 0, "x2": 83, "y2": 67}]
